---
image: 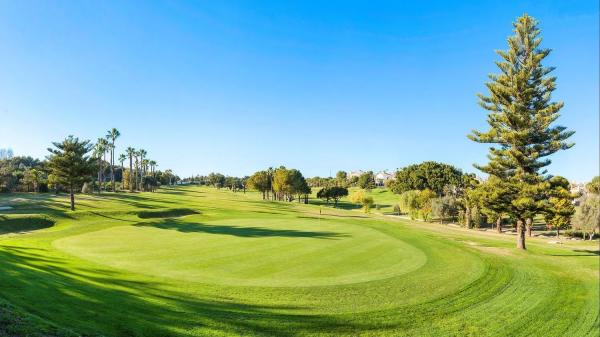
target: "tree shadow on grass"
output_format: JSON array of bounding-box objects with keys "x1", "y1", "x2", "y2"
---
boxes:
[
  {"x1": 137, "y1": 208, "x2": 199, "y2": 219},
  {"x1": 0, "y1": 244, "x2": 375, "y2": 337},
  {"x1": 156, "y1": 188, "x2": 206, "y2": 196},
  {"x1": 548, "y1": 249, "x2": 600, "y2": 257},
  {"x1": 309, "y1": 200, "x2": 364, "y2": 211},
  {"x1": 134, "y1": 219, "x2": 349, "y2": 239},
  {"x1": 0, "y1": 216, "x2": 55, "y2": 234}
]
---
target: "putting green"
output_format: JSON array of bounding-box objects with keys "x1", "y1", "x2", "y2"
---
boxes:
[{"x1": 54, "y1": 217, "x2": 427, "y2": 286}]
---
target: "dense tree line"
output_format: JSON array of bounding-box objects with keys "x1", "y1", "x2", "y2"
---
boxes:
[
  {"x1": 0, "y1": 156, "x2": 48, "y2": 192},
  {"x1": 247, "y1": 167, "x2": 311, "y2": 203},
  {"x1": 389, "y1": 161, "x2": 463, "y2": 196},
  {"x1": 183, "y1": 174, "x2": 248, "y2": 192},
  {"x1": 306, "y1": 171, "x2": 373, "y2": 190},
  {"x1": 1, "y1": 130, "x2": 178, "y2": 210}
]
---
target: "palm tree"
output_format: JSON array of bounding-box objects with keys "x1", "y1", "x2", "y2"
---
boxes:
[
  {"x1": 137, "y1": 149, "x2": 147, "y2": 190},
  {"x1": 149, "y1": 160, "x2": 157, "y2": 177},
  {"x1": 118, "y1": 153, "x2": 127, "y2": 189},
  {"x1": 106, "y1": 128, "x2": 120, "y2": 192},
  {"x1": 138, "y1": 149, "x2": 147, "y2": 176},
  {"x1": 142, "y1": 159, "x2": 149, "y2": 176},
  {"x1": 134, "y1": 150, "x2": 140, "y2": 191},
  {"x1": 165, "y1": 169, "x2": 174, "y2": 186},
  {"x1": 126, "y1": 147, "x2": 136, "y2": 192},
  {"x1": 95, "y1": 138, "x2": 109, "y2": 193}
]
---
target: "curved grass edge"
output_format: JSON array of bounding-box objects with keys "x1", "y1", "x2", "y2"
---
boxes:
[{"x1": 0, "y1": 214, "x2": 56, "y2": 235}]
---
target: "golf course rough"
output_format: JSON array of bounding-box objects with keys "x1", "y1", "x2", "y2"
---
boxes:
[{"x1": 0, "y1": 187, "x2": 597, "y2": 337}]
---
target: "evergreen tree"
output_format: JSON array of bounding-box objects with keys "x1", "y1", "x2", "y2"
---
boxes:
[
  {"x1": 470, "y1": 176, "x2": 515, "y2": 233},
  {"x1": 543, "y1": 176, "x2": 576, "y2": 238},
  {"x1": 46, "y1": 136, "x2": 95, "y2": 210},
  {"x1": 469, "y1": 14, "x2": 574, "y2": 249}
]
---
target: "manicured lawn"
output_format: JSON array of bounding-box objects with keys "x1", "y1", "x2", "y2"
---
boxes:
[{"x1": 0, "y1": 186, "x2": 597, "y2": 336}]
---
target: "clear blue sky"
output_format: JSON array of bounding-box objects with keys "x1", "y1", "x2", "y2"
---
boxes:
[{"x1": 0, "y1": 1, "x2": 597, "y2": 182}]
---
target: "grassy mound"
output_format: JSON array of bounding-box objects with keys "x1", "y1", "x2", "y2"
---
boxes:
[{"x1": 0, "y1": 215, "x2": 55, "y2": 235}]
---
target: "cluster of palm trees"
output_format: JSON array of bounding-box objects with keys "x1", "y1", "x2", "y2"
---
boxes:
[{"x1": 93, "y1": 128, "x2": 158, "y2": 193}]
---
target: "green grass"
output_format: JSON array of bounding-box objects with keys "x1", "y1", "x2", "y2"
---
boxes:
[
  {"x1": 310, "y1": 187, "x2": 402, "y2": 214},
  {"x1": 0, "y1": 186, "x2": 597, "y2": 336}
]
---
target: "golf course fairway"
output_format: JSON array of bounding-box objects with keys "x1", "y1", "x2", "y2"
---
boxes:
[{"x1": 0, "y1": 186, "x2": 597, "y2": 336}]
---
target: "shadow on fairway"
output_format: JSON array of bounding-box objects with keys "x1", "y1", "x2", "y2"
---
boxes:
[
  {"x1": 134, "y1": 219, "x2": 348, "y2": 239},
  {"x1": 309, "y1": 199, "x2": 362, "y2": 211},
  {"x1": 0, "y1": 245, "x2": 369, "y2": 337},
  {"x1": 137, "y1": 208, "x2": 199, "y2": 219},
  {"x1": 157, "y1": 187, "x2": 206, "y2": 196},
  {"x1": 548, "y1": 249, "x2": 600, "y2": 257}
]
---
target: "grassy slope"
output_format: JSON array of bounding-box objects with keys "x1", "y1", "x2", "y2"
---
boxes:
[{"x1": 0, "y1": 187, "x2": 597, "y2": 337}]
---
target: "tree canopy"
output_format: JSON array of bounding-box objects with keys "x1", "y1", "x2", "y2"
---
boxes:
[
  {"x1": 46, "y1": 136, "x2": 95, "y2": 210},
  {"x1": 389, "y1": 161, "x2": 464, "y2": 196}
]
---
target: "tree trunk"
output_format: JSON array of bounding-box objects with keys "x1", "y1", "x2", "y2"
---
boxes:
[
  {"x1": 496, "y1": 217, "x2": 502, "y2": 234},
  {"x1": 111, "y1": 147, "x2": 115, "y2": 192},
  {"x1": 70, "y1": 184, "x2": 75, "y2": 211},
  {"x1": 516, "y1": 219, "x2": 526, "y2": 250},
  {"x1": 121, "y1": 161, "x2": 125, "y2": 190},
  {"x1": 102, "y1": 153, "x2": 106, "y2": 192},
  {"x1": 526, "y1": 218, "x2": 533, "y2": 237},
  {"x1": 98, "y1": 158, "x2": 102, "y2": 194},
  {"x1": 556, "y1": 228, "x2": 560, "y2": 238},
  {"x1": 129, "y1": 158, "x2": 133, "y2": 192},
  {"x1": 465, "y1": 208, "x2": 472, "y2": 229}
]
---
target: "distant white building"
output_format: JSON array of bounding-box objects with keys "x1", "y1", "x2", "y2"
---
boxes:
[
  {"x1": 570, "y1": 182, "x2": 587, "y2": 206},
  {"x1": 348, "y1": 170, "x2": 365, "y2": 179},
  {"x1": 375, "y1": 171, "x2": 395, "y2": 187}
]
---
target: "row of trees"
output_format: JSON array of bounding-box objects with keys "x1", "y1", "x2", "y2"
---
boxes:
[
  {"x1": 307, "y1": 171, "x2": 376, "y2": 190},
  {"x1": 90, "y1": 128, "x2": 166, "y2": 193},
  {"x1": 388, "y1": 162, "x2": 597, "y2": 242},
  {"x1": 183, "y1": 174, "x2": 248, "y2": 191},
  {"x1": 246, "y1": 167, "x2": 311, "y2": 203},
  {"x1": 41, "y1": 130, "x2": 177, "y2": 210},
  {"x1": 0, "y1": 156, "x2": 48, "y2": 192}
]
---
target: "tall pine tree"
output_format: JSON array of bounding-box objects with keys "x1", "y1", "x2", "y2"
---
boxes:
[
  {"x1": 47, "y1": 136, "x2": 96, "y2": 210},
  {"x1": 469, "y1": 14, "x2": 574, "y2": 249}
]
